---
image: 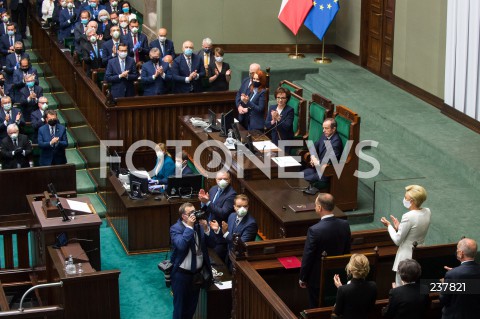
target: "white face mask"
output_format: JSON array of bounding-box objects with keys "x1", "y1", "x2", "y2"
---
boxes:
[
  {"x1": 112, "y1": 30, "x2": 120, "y2": 39},
  {"x1": 40, "y1": 103, "x2": 48, "y2": 111},
  {"x1": 215, "y1": 56, "x2": 223, "y2": 63},
  {"x1": 131, "y1": 27, "x2": 139, "y2": 34},
  {"x1": 158, "y1": 36, "x2": 167, "y2": 42},
  {"x1": 118, "y1": 51, "x2": 127, "y2": 59},
  {"x1": 10, "y1": 133, "x2": 18, "y2": 140},
  {"x1": 120, "y1": 22, "x2": 128, "y2": 29},
  {"x1": 403, "y1": 197, "x2": 411, "y2": 209},
  {"x1": 237, "y1": 207, "x2": 248, "y2": 217},
  {"x1": 217, "y1": 179, "x2": 229, "y2": 189}
]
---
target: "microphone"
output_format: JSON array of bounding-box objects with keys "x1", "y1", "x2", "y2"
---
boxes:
[{"x1": 56, "y1": 201, "x2": 71, "y2": 222}]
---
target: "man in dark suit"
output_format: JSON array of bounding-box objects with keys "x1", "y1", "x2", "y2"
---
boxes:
[
  {"x1": 4, "y1": 41, "x2": 28, "y2": 85},
  {"x1": 299, "y1": 193, "x2": 351, "y2": 308},
  {"x1": 9, "y1": 0, "x2": 27, "y2": 39},
  {"x1": 101, "y1": 25, "x2": 120, "y2": 65},
  {"x1": 73, "y1": 10, "x2": 91, "y2": 53},
  {"x1": 18, "y1": 74, "x2": 43, "y2": 121},
  {"x1": 81, "y1": 28, "x2": 105, "y2": 76},
  {"x1": 174, "y1": 151, "x2": 194, "y2": 176},
  {"x1": 0, "y1": 1, "x2": 7, "y2": 15},
  {"x1": 382, "y1": 259, "x2": 430, "y2": 319},
  {"x1": 12, "y1": 58, "x2": 39, "y2": 104},
  {"x1": 30, "y1": 96, "x2": 49, "y2": 143},
  {"x1": 0, "y1": 72, "x2": 11, "y2": 99},
  {"x1": 149, "y1": 27, "x2": 175, "y2": 59},
  {"x1": 0, "y1": 96, "x2": 24, "y2": 140},
  {"x1": 0, "y1": 23, "x2": 23, "y2": 66},
  {"x1": 58, "y1": 0, "x2": 79, "y2": 43},
  {"x1": 140, "y1": 47, "x2": 171, "y2": 96},
  {"x1": 170, "y1": 202, "x2": 216, "y2": 319},
  {"x1": 197, "y1": 37, "x2": 215, "y2": 91},
  {"x1": 214, "y1": 194, "x2": 258, "y2": 265},
  {"x1": 104, "y1": 42, "x2": 137, "y2": 98},
  {"x1": 38, "y1": 109, "x2": 68, "y2": 166},
  {"x1": 105, "y1": 0, "x2": 120, "y2": 14},
  {"x1": 0, "y1": 12, "x2": 18, "y2": 36},
  {"x1": 83, "y1": 0, "x2": 105, "y2": 21},
  {"x1": 303, "y1": 117, "x2": 344, "y2": 195},
  {"x1": 172, "y1": 40, "x2": 205, "y2": 93},
  {"x1": 440, "y1": 238, "x2": 480, "y2": 319},
  {"x1": 121, "y1": 18, "x2": 148, "y2": 63},
  {"x1": 0, "y1": 123, "x2": 31, "y2": 168},
  {"x1": 198, "y1": 171, "x2": 237, "y2": 261},
  {"x1": 235, "y1": 62, "x2": 260, "y2": 110}
]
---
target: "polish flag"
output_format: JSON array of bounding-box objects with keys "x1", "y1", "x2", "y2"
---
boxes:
[{"x1": 278, "y1": 0, "x2": 313, "y2": 35}]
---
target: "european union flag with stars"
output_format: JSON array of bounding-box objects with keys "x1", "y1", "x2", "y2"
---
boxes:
[{"x1": 304, "y1": 0, "x2": 339, "y2": 41}]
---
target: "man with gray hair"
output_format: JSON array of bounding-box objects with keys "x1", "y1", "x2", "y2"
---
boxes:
[
  {"x1": 235, "y1": 62, "x2": 261, "y2": 110},
  {"x1": 198, "y1": 37, "x2": 215, "y2": 88},
  {"x1": 140, "y1": 47, "x2": 171, "y2": 96},
  {"x1": 440, "y1": 237, "x2": 480, "y2": 319},
  {"x1": 0, "y1": 95, "x2": 24, "y2": 140},
  {"x1": 0, "y1": 123, "x2": 31, "y2": 168}
]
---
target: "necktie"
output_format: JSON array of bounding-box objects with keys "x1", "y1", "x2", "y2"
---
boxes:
[
  {"x1": 235, "y1": 218, "x2": 240, "y2": 226},
  {"x1": 190, "y1": 226, "x2": 200, "y2": 272},
  {"x1": 204, "y1": 53, "x2": 209, "y2": 76},
  {"x1": 93, "y1": 44, "x2": 97, "y2": 57},
  {"x1": 187, "y1": 57, "x2": 192, "y2": 73},
  {"x1": 16, "y1": 54, "x2": 20, "y2": 63},
  {"x1": 6, "y1": 111, "x2": 10, "y2": 122},
  {"x1": 160, "y1": 42, "x2": 165, "y2": 56},
  {"x1": 50, "y1": 127, "x2": 55, "y2": 139},
  {"x1": 13, "y1": 139, "x2": 17, "y2": 148},
  {"x1": 10, "y1": 36, "x2": 13, "y2": 46},
  {"x1": 120, "y1": 59, "x2": 125, "y2": 72},
  {"x1": 133, "y1": 35, "x2": 139, "y2": 62},
  {"x1": 211, "y1": 188, "x2": 221, "y2": 203}
]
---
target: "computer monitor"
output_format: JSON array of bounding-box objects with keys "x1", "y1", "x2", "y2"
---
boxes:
[
  {"x1": 220, "y1": 109, "x2": 234, "y2": 137},
  {"x1": 111, "y1": 150, "x2": 121, "y2": 177},
  {"x1": 129, "y1": 170, "x2": 149, "y2": 196},
  {"x1": 245, "y1": 134, "x2": 256, "y2": 154},
  {"x1": 165, "y1": 174, "x2": 204, "y2": 198},
  {"x1": 232, "y1": 122, "x2": 242, "y2": 143},
  {"x1": 208, "y1": 109, "x2": 216, "y2": 125}
]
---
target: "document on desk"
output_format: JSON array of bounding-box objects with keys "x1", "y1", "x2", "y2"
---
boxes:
[
  {"x1": 66, "y1": 199, "x2": 92, "y2": 214},
  {"x1": 214, "y1": 280, "x2": 232, "y2": 290},
  {"x1": 271, "y1": 156, "x2": 301, "y2": 167},
  {"x1": 252, "y1": 140, "x2": 279, "y2": 152},
  {"x1": 278, "y1": 256, "x2": 301, "y2": 269}
]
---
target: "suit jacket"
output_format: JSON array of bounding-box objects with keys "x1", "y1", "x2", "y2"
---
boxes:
[
  {"x1": 170, "y1": 219, "x2": 216, "y2": 275},
  {"x1": 30, "y1": 108, "x2": 45, "y2": 143},
  {"x1": 98, "y1": 21, "x2": 112, "y2": 41},
  {"x1": 105, "y1": 4, "x2": 120, "y2": 14},
  {"x1": 4, "y1": 52, "x2": 29, "y2": 83},
  {"x1": 171, "y1": 53, "x2": 205, "y2": 93},
  {"x1": 0, "y1": 22, "x2": 17, "y2": 36},
  {"x1": 121, "y1": 31, "x2": 149, "y2": 62},
  {"x1": 382, "y1": 282, "x2": 430, "y2": 319},
  {"x1": 19, "y1": 85, "x2": 43, "y2": 120},
  {"x1": 140, "y1": 60, "x2": 171, "y2": 96},
  {"x1": 235, "y1": 76, "x2": 251, "y2": 107},
  {"x1": 314, "y1": 132, "x2": 343, "y2": 164},
  {"x1": 0, "y1": 33, "x2": 23, "y2": 56},
  {"x1": 149, "y1": 38, "x2": 175, "y2": 58},
  {"x1": 58, "y1": 7, "x2": 79, "y2": 42},
  {"x1": 73, "y1": 22, "x2": 87, "y2": 53},
  {"x1": 182, "y1": 165, "x2": 194, "y2": 175},
  {"x1": 223, "y1": 212, "x2": 258, "y2": 251},
  {"x1": 0, "y1": 133, "x2": 31, "y2": 168},
  {"x1": 203, "y1": 184, "x2": 237, "y2": 224},
  {"x1": 265, "y1": 104, "x2": 295, "y2": 146},
  {"x1": 85, "y1": 4, "x2": 106, "y2": 21},
  {"x1": 104, "y1": 56, "x2": 137, "y2": 98},
  {"x1": 151, "y1": 155, "x2": 175, "y2": 185},
  {"x1": 334, "y1": 278, "x2": 377, "y2": 319},
  {"x1": 440, "y1": 260, "x2": 480, "y2": 319},
  {"x1": 101, "y1": 38, "x2": 120, "y2": 65},
  {"x1": 38, "y1": 123, "x2": 68, "y2": 166},
  {"x1": 299, "y1": 216, "x2": 351, "y2": 288},
  {"x1": 196, "y1": 49, "x2": 215, "y2": 77},
  {"x1": 237, "y1": 88, "x2": 266, "y2": 131},
  {"x1": 81, "y1": 39, "x2": 105, "y2": 75},
  {"x1": 0, "y1": 108, "x2": 25, "y2": 140},
  {"x1": 12, "y1": 67, "x2": 39, "y2": 89}
]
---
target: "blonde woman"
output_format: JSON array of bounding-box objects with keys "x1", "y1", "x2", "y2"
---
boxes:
[
  {"x1": 333, "y1": 254, "x2": 377, "y2": 319},
  {"x1": 381, "y1": 185, "x2": 431, "y2": 287},
  {"x1": 151, "y1": 143, "x2": 174, "y2": 185}
]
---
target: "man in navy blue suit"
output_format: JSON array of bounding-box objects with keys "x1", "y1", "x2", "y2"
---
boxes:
[
  {"x1": 174, "y1": 151, "x2": 194, "y2": 176},
  {"x1": 149, "y1": 27, "x2": 175, "y2": 59},
  {"x1": 235, "y1": 62, "x2": 260, "y2": 110},
  {"x1": 18, "y1": 74, "x2": 43, "y2": 121},
  {"x1": 83, "y1": 0, "x2": 105, "y2": 21},
  {"x1": 303, "y1": 117, "x2": 344, "y2": 195},
  {"x1": 81, "y1": 28, "x2": 105, "y2": 76},
  {"x1": 104, "y1": 42, "x2": 137, "y2": 98},
  {"x1": 4, "y1": 41, "x2": 28, "y2": 85},
  {"x1": 101, "y1": 25, "x2": 120, "y2": 65},
  {"x1": 58, "y1": 0, "x2": 79, "y2": 43},
  {"x1": 0, "y1": 123, "x2": 31, "y2": 169},
  {"x1": 121, "y1": 18, "x2": 148, "y2": 63},
  {"x1": 10, "y1": 0, "x2": 27, "y2": 39},
  {"x1": 170, "y1": 202, "x2": 216, "y2": 319},
  {"x1": 140, "y1": 47, "x2": 171, "y2": 96},
  {"x1": 105, "y1": 0, "x2": 120, "y2": 14},
  {"x1": 440, "y1": 238, "x2": 480, "y2": 319},
  {"x1": 38, "y1": 110, "x2": 68, "y2": 166},
  {"x1": 299, "y1": 193, "x2": 351, "y2": 308},
  {"x1": 172, "y1": 40, "x2": 205, "y2": 93},
  {"x1": 0, "y1": 96, "x2": 24, "y2": 140},
  {"x1": 0, "y1": 23, "x2": 23, "y2": 66},
  {"x1": 198, "y1": 171, "x2": 237, "y2": 261},
  {"x1": 30, "y1": 96, "x2": 49, "y2": 143},
  {"x1": 215, "y1": 194, "x2": 258, "y2": 265},
  {"x1": 12, "y1": 58, "x2": 38, "y2": 104}
]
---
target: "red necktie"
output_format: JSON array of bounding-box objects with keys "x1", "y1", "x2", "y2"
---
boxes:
[{"x1": 133, "y1": 35, "x2": 139, "y2": 63}]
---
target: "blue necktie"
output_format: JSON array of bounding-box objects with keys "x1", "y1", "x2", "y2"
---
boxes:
[{"x1": 212, "y1": 188, "x2": 222, "y2": 203}]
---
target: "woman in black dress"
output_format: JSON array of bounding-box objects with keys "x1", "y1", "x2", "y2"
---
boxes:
[{"x1": 208, "y1": 47, "x2": 231, "y2": 91}]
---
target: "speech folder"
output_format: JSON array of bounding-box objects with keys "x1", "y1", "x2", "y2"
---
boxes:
[{"x1": 277, "y1": 256, "x2": 301, "y2": 269}]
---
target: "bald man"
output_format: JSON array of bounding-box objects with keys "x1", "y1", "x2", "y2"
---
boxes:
[
  {"x1": 235, "y1": 63, "x2": 261, "y2": 110},
  {"x1": 149, "y1": 27, "x2": 175, "y2": 59},
  {"x1": 440, "y1": 238, "x2": 480, "y2": 319},
  {"x1": 171, "y1": 40, "x2": 205, "y2": 93}
]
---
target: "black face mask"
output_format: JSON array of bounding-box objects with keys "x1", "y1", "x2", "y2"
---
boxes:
[
  {"x1": 204, "y1": 48, "x2": 210, "y2": 54},
  {"x1": 253, "y1": 81, "x2": 261, "y2": 88},
  {"x1": 151, "y1": 58, "x2": 159, "y2": 64},
  {"x1": 14, "y1": 49, "x2": 22, "y2": 54},
  {"x1": 21, "y1": 67, "x2": 29, "y2": 72},
  {"x1": 0, "y1": 80, "x2": 4, "y2": 86},
  {"x1": 48, "y1": 119, "x2": 58, "y2": 126}
]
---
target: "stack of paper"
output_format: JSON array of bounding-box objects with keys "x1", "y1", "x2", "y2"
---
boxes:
[
  {"x1": 271, "y1": 156, "x2": 301, "y2": 167},
  {"x1": 252, "y1": 140, "x2": 279, "y2": 152}
]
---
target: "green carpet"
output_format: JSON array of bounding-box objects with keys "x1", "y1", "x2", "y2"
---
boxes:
[
  {"x1": 76, "y1": 169, "x2": 96, "y2": 193},
  {"x1": 66, "y1": 148, "x2": 86, "y2": 169},
  {"x1": 82, "y1": 193, "x2": 106, "y2": 218}
]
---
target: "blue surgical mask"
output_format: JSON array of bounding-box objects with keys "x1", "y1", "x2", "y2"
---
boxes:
[
  {"x1": 26, "y1": 81, "x2": 35, "y2": 88},
  {"x1": 89, "y1": 2, "x2": 97, "y2": 8},
  {"x1": 184, "y1": 48, "x2": 193, "y2": 57},
  {"x1": 122, "y1": 7, "x2": 129, "y2": 13},
  {"x1": 7, "y1": 30, "x2": 14, "y2": 36},
  {"x1": 81, "y1": 19, "x2": 88, "y2": 25},
  {"x1": 3, "y1": 103, "x2": 11, "y2": 111}
]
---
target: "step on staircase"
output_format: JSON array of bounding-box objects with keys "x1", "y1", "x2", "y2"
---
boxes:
[{"x1": 23, "y1": 39, "x2": 106, "y2": 217}]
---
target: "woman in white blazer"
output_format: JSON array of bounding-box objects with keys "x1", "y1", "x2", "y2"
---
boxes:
[{"x1": 381, "y1": 185, "x2": 431, "y2": 287}]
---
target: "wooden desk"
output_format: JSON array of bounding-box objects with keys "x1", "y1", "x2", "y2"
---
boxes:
[
  {"x1": 240, "y1": 178, "x2": 345, "y2": 239},
  {"x1": 46, "y1": 246, "x2": 120, "y2": 319},
  {"x1": 106, "y1": 174, "x2": 199, "y2": 254},
  {"x1": 29, "y1": 194, "x2": 102, "y2": 270}
]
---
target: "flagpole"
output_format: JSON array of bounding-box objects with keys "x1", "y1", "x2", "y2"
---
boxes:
[
  {"x1": 314, "y1": 37, "x2": 331, "y2": 64},
  {"x1": 288, "y1": 34, "x2": 305, "y2": 59}
]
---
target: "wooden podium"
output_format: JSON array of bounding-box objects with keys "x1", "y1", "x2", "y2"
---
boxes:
[{"x1": 28, "y1": 192, "x2": 102, "y2": 270}]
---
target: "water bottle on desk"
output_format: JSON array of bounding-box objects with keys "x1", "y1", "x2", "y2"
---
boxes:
[{"x1": 65, "y1": 255, "x2": 76, "y2": 275}]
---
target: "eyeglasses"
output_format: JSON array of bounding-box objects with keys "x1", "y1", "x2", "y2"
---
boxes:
[{"x1": 276, "y1": 97, "x2": 287, "y2": 100}]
